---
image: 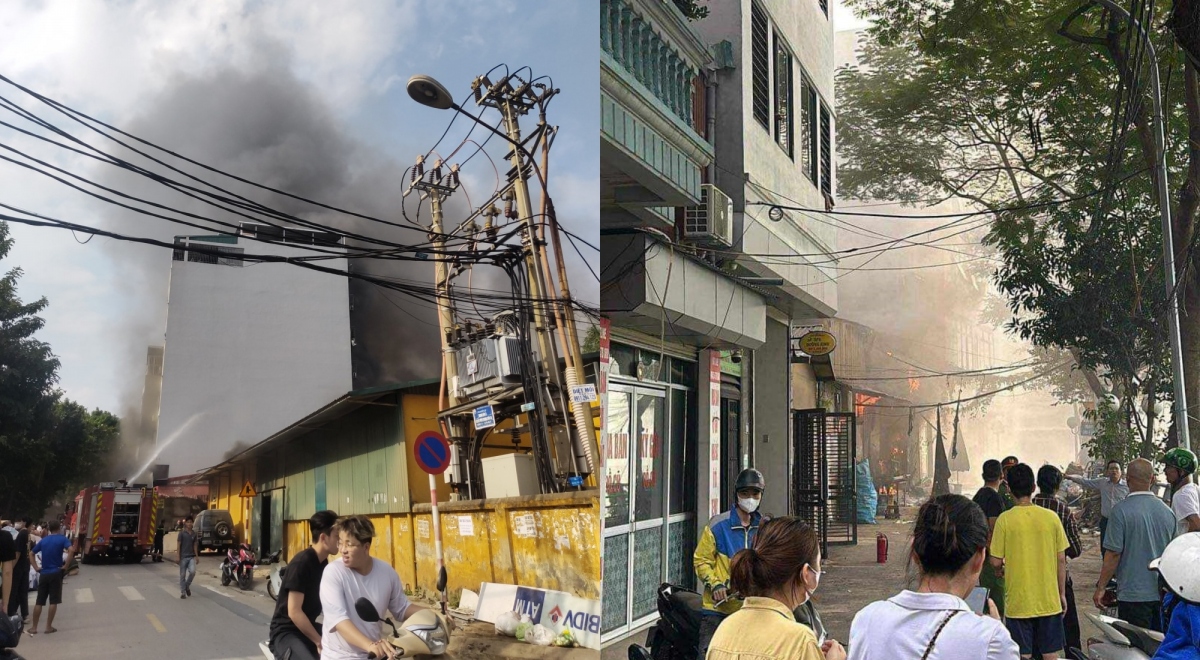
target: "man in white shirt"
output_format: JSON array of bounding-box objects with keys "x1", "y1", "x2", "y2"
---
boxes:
[
  {"x1": 1162, "y1": 448, "x2": 1200, "y2": 535},
  {"x1": 1066, "y1": 460, "x2": 1128, "y2": 549},
  {"x1": 318, "y1": 515, "x2": 444, "y2": 660}
]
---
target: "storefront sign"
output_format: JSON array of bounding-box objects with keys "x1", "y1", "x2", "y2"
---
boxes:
[
  {"x1": 476, "y1": 582, "x2": 603, "y2": 649},
  {"x1": 798, "y1": 330, "x2": 837, "y2": 356},
  {"x1": 708, "y1": 350, "x2": 722, "y2": 518}
]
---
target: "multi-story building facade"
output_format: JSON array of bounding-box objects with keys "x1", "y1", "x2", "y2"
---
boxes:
[
  {"x1": 600, "y1": 0, "x2": 837, "y2": 645},
  {"x1": 155, "y1": 224, "x2": 353, "y2": 476}
]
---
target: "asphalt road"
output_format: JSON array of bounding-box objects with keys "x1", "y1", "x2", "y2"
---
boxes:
[{"x1": 12, "y1": 556, "x2": 275, "y2": 660}]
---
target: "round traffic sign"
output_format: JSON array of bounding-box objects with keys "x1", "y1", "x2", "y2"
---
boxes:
[{"x1": 414, "y1": 431, "x2": 452, "y2": 475}]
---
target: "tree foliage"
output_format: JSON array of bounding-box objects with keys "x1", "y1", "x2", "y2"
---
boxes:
[
  {"x1": 838, "y1": 0, "x2": 1198, "y2": 447},
  {"x1": 0, "y1": 221, "x2": 121, "y2": 516}
]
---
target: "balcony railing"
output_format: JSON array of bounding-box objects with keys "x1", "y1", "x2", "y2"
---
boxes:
[{"x1": 601, "y1": 0, "x2": 697, "y2": 128}]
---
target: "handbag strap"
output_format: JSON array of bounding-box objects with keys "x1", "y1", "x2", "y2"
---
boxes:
[{"x1": 920, "y1": 610, "x2": 962, "y2": 660}]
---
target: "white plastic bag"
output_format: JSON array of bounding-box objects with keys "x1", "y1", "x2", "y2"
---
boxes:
[
  {"x1": 526, "y1": 624, "x2": 555, "y2": 646},
  {"x1": 494, "y1": 611, "x2": 522, "y2": 636},
  {"x1": 28, "y1": 566, "x2": 38, "y2": 590}
]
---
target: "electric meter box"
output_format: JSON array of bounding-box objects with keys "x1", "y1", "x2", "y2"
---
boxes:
[{"x1": 481, "y1": 452, "x2": 540, "y2": 498}]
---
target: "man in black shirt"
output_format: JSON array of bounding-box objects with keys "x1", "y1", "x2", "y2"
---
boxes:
[
  {"x1": 8, "y1": 519, "x2": 31, "y2": 621},
  {"x1": 269, "y1": 510, "x2": 338, "y2": 660},
  {"x1": 0, "y1": 523, "x2": 14, "y2": 615},
  {"x1": 973, "y1": 459, "x2": 1007, "y2": 617}
]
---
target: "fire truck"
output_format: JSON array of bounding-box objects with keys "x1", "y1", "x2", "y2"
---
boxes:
[{"x1": 72, "y1": 481, "x2": 159, "y2": 563}]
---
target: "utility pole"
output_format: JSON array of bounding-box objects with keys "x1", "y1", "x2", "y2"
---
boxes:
[{"x1": 1087, "y1": 0, "x2": 1190, "y2": 452}]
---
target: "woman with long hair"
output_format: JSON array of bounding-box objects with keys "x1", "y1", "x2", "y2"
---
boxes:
[
  {"x1": 847, "y1": 494, "x2": 1019, "y2": 659},
  {"x1": 706, "y1": 516, "x2": 845, "y2": 660}
]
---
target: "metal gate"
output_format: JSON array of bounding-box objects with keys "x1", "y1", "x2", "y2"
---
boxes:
[{"x1": 792, "y1": 409, "x2": 857, "y2": 557}]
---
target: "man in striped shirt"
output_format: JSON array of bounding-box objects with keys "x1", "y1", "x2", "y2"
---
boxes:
[{"x1": 1033, "y1": 465, "x2": 1082, "y2": 655}]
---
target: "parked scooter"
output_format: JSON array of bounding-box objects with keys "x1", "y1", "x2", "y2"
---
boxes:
[
  {"x1": 0, "y1": 614, "x2": 26, "y2": 660},
  {"x1": 1067, "y1": 612, "x2": 1161, "y2": 660},
  {"x1": 220, "y1": 542, "x2": 257, "y2": 591},
  {"x1": 262, "y1": 549, "x2": 284, "y2": 600},
  {"x1": 628, "y1": 582, "x2": 827, "y2": 660},
  {"x1": 355, "y1": 596, "x2": 451, "y2": 657}
]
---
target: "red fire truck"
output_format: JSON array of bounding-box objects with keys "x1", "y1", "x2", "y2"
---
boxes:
[{"x1": 72, "y1": 481, "x2": 159, "y2": 563}]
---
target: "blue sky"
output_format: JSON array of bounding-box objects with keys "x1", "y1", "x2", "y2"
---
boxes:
[{"x1": 0, "y1": 0, "x2": 599, "y2": 416}]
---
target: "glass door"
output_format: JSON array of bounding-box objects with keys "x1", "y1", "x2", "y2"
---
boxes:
[{"x1": 602, "y1": 384, "x2": 667, "y2": 639}]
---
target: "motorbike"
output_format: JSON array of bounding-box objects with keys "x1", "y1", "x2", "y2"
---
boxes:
[
  {"x1": 629, "y1": 582, "x2": 826, "y2": 660},
  {"x1": 220, "y1": 542, "x2": 257, "y2": 591},
  {"x1": 1067, "y1": 612, "x2": 1162, "y2": 660},
  {"x1": 262, "y1": 549, "x2": 284, "y2": 601},
  {"x1": 0, "y1": 614, "x2": 25, "y2": 660},
  {"x1": 355, "y1": 596, "x2": 451, "y2": 657}
]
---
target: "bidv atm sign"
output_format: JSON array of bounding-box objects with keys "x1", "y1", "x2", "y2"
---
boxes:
[{"x1": 479, "y1": 582, "x2": 602, "y2": 649}]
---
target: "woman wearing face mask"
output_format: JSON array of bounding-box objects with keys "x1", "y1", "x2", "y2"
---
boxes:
[
  {"x1": 847, "y1": 494, "x2": 1019, "y2": 660},
  {"x1": 705, "y1": 516, "x2": 846, "y2": 660}
]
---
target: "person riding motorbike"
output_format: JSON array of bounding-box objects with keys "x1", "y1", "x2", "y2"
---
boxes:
[
  {"x1": 1162, "y1": 448, "x2": 1200, "y2": 536},
  {"x1": 694, "y1": 468, "x2": 768, "y2": 657},
  {"x1": 1148, "y1": 532, "x2": 1200, "y2": 659},
  {"x1": 268, "y1": 510, "x2": 338, "y2": 660}
]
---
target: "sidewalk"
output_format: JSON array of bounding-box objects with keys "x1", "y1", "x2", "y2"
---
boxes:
[{"x1": 165, "y1": 549, "x2": 598, "y2": 658}]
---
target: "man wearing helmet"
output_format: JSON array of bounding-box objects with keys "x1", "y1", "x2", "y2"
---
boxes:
[
  {"x1": 1149, "y1": 532, "x2": 1200, "y2": 658},
  {"x1": 693, "y1": 468, "x2": 768, "y2": 657},
  {"x1": 1163, "y1": 448, "x2": 1200, "y2": 536}
]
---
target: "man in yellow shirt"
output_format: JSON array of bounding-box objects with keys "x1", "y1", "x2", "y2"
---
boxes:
[{"x1": 990, "y1": 463, "x2": 1068, "y2": 660}]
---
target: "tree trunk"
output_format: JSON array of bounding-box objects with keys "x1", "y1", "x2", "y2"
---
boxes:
[{"x1": 1179, "y1": 62, "x2": 1200, "y2": 448}]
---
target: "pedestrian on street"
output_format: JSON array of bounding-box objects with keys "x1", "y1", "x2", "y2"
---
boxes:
[
  {"x1": 319, "y1": 515, "x2": 445, "y2": 660},
  {"x1": 990, "y1": 463, "x2": 1070, "y2": 660},
  {"x1": 694, "y1": 468, "x2": 769, "y2": 657},
  {"x1": 1149, "y1": 532, "x2": 1200, "y2": 659},
  {"x1": 178, "y1": 515, "x2": 198, "y2": 599},
  {"x1": 848, "y1": 494, "x2": 1018, "y2": 660},
  {"x1": 1092, "y1": 458, "x2": 1177, "y2": 632},
  {"x1": 0, "y1": 519, "x2": 15, "y2": 616},
  {"x1": 1162, "y1": 449, "x2": 1200, "y2": 535},
  {"x1": 707, "y1": 516, "x2": 845, "y2": 660},
  {"x1": 1033, "y1": 465, "x2": 1083, "y2": 655},
  {"x1": 999, "y1": 456, "x2": 1020, "y2": 510},
  {"x1": 973, "y1": 459, "x2": 1008, "y2": 619},
  {"x1": 1065, "y1": 459, "x2": 1128, "y2": 548},
  {"x1": 28, "y1": 520, "x2": 72, "y2": 634},
  {"x1": 268, "y1": 509, "x2": 338, "y2": 660},
  {"x1": 7, "y1": 518, "x2": 31, "y2": 622}
]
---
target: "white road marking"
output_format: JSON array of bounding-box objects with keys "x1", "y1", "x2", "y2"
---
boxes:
[
  {"x1": 204, "y1": 585, "x2": 233, "y2": 599},
  {"x1": 112, "y1": 572, "x2": 123, "y2": 580},
  {"x1": 75, "y1": 588, "x2": 93, "y2": 603},
  {"x1": 118, "y1": 585, "x2": 144, "y2": 601},
  {"x1": 160, "y1": 584, "x2": 181, "y2": 598}
]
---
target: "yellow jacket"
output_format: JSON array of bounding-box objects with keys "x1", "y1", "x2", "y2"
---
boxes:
[
  {"x1": 705, "y1": 597, "x2": 824, "y2": 660},
  {"x1": 693, "y1": 506, "x2": 765, "y2": 614}
]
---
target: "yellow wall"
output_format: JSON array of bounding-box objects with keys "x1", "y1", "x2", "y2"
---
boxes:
[
  {"x1": 402, "y1": 394, "x2": 452, "y2": 506},
  {"x1": 208, "y1": 464, "x2": 255, "y2": 546}
]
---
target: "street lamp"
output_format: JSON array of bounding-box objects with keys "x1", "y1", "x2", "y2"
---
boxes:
[{"x1": 406, "y1": 74, "x2": 455, "y2": 110}]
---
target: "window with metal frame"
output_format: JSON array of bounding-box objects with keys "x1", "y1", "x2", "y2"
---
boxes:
[
  {"x1": 820, "y1": 103, "x2": 832, "y2": 199},
  {"x1": 801, "y1": 78, "x2": 818, "y2": 184},
  {"x1": 751, "y1": 2, "x2": 770, "y2": 129},
  {"x1": 773, "y1": 32, "x2": 793, "y2": 158}
]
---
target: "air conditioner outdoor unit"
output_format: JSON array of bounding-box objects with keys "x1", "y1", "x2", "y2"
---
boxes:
[
  {"x1": 683, "y1": 183, "x2": 734, "y2": 247},
  {"x1": 453, "y1": 335, "x2": 523, "y2": 400}
]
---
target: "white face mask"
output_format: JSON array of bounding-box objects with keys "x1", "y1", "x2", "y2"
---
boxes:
[{"x1": 738, "y1": 497, "x2": 760, "y2": 514}]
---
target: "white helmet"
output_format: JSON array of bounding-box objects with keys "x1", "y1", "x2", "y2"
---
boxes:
[{"x1": 1150, "y1": 532, "x2": 1200, "y2": 603}]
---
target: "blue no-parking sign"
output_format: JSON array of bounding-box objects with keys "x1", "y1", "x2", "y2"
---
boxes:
[{"x1": 413, "y1": 431, "x2": 452, "y2": 475}]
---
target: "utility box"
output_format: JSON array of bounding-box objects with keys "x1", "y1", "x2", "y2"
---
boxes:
[{"x1": 481, "y1": 453, "x2": 540, "y2": 498}]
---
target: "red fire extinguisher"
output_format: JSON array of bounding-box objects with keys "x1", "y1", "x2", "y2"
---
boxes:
[{"x1": 876, "y1": 532, "x2": 889, "y2": 563}]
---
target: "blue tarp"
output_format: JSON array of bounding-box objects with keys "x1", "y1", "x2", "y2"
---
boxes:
[{"x1": 856, "y1": 459, "x2": 878, "y2": 524}]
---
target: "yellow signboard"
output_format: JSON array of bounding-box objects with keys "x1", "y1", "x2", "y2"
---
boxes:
[
  {"x1": 239, "y1": 480, "x2": 257, "y2": 498},
  {"x1": 798, "y1": 330, "x2": 837, "y2": 356}
]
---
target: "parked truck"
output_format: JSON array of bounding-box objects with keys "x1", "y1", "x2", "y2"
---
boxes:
[{"x1": 72, "y1": 481, "x2": 159, "y2": 563}]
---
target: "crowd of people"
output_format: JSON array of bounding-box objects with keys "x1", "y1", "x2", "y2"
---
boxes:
[
  {"x1": 694, "y1": 448, "x2": 1200, "y2": 660},
  {"x1": 0, "y1": 517, "x2": 76, "y2": 635}
]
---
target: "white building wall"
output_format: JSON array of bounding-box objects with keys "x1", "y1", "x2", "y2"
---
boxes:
[{"x1": 156, "y1": 236, "x2": 352, "y2": 476}]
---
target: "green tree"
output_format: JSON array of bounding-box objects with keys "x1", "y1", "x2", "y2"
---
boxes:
[
  {"x1": 582, "y1": 324, "x2": 601, "y2": 354},
  {"x1": 0, "y1": 221, "x2": 121, "y2": 515},
  {"x1": 837, "y1": 0, "x2": 1196, "y2": 450}
]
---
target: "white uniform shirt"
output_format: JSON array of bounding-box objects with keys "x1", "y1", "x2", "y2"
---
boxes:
[
  {"x1": 1170, "y1": 482, "x2": 1200, "y2": 536},
  {"x1": 319, "y1": 557, "x2": 411, "y2": 660},
  {"x1": 849, "y1": 590, "x2": 1019, "y2": 660}
]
